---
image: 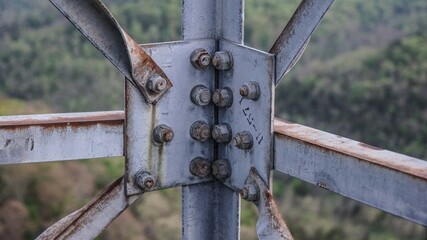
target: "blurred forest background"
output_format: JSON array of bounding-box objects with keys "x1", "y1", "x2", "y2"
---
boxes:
[{"x1": 0, "y1": 0, "x2": 426, "y2": 239}]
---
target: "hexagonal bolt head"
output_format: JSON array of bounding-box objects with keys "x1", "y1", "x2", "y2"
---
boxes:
[
  {"x1": 147, "y1": 75, "x2": 167, "y2": 93},
  {"x1": 212, "y1": 159, "x2": 231, "y2": 180},
  {"x1": 240, "y1": 81, "x2": 260, "y2": 100},
  {"x1": 212, "y1": 51, "x2": 234, "y2": 70},
  {"x1": 190, "y1": 48, "x2": 212, "y2": 69},
  {"x1": 212, "y1": 88, "x2": 233, "y2": 107},
  {"x1": 189, "y1": 157, "x2": 211, "y2": 178},
  {"x1": 153, "y1": 124, "x2": 174, "y2": 143},
  {"x1": 232, "y1": 131, "x2": 253, "y2": 149},
  {"x1": 240, "y1": 184, "x2": 259, "y2": 202},
  {"x1": 134, "y1": 171, "x2": 156, "y2": 191},
  {"x1": 190, "y1": 121, "x2": 211, "y2": 142},
  {"x1": 212, "y1": 124, "x2": 232, "y2": 143},
  {"x1": 191, "y1": 85, "x2": 211, "y2": 106}
]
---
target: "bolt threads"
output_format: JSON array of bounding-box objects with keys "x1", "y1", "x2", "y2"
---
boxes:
[
  {"x1": 189, "y1": 157, "x2": 211, "y2": 177},
  {"x1": 153, "y1": 124, "x2": 174, "y2": 143},
  {"x1": 190, "y1": 121, "x2": 211, "y2": 142},
  {"x1": 147, "y1": 75, "x2": 167, "y2": 93},
  {"x1": 240, "y1": 82, "x2": 260, "y2": 100},
  {"x1": 191, "y1": 48, "x2": 212, "y2": 69},
  {"x1": 134, "y1": 171, "x2": 156, "y2": 191},
  {"x1": 240, "y1": 184, "x2": 259, "y2": 202}
]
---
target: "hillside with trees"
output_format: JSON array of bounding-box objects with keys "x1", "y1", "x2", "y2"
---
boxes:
[{"x1": 0, "y1": 0, "x2": 426, "y2": 239}]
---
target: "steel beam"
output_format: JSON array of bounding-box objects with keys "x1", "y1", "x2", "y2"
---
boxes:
[
  {"x1": 0, "y1": 111, "x2": 124, "y2": 164},
  {"x1": 50, "y1": 0, "x2": 172, "y2": 103},
  {"x1": 36, "y1": 177, "x2": 139, "y2": 240},
  {"x1": 270, "y1": 0, "x2": 334, "y2": 83},
  {"x1": 273, "y1": 118, "x2": 427, "y2": 226},
  {"x1": 181, "y1": 1, "x2": 242, "y2": 239}
]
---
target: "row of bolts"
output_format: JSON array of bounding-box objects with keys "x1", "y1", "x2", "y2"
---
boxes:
[{"x1": 135, "y1": 48, "x2": 261, "y2": 202}]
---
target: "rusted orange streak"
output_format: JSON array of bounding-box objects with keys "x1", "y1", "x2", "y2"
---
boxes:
[{"x1": 274, "y1": 118, "x2": 427, "y2": 180}]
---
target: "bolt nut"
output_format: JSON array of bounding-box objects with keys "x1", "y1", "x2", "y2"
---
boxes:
[
  {"x1": 212, "y1": 88, "x2": 233, "y2": 107},
  {"x1": 240, "y1": 81, "x2": 260, "y2": 100},
  {"x1": 134, "y1": 171, "x2": 156, "y2": 191},
  {"x1": 191, "y1": 48, "x2": 212, "y2": 69},
  {"x1": 212, "y1": 124, "x2": 232, "y2": 143},
  {"x1": 153, "y1": 124, "x2": 174, "y2": 143},
  {"x1": 191, "y1": 85, "x2": 211, "y2": 106},
  {"x1": 189, "y1": 157, "x2": 211, "y2": 177},
  {"x1": 212, "y1": 51, "x2": 234, "y2": 70},
  {"x1": 232, "y1": 131, "x2": 253, "y2": 149},
  {"x1": 147, "y1": 75, "x2": 167, "y2": 93},
  {"x1": 212, "y1": 159, "x2": 231, "y2": 180},
  {"x1": 240, "y1": 184, "x2": 259, "y2": 202},
  {"x1": 190, "y1": 121, "x2": 211, "y2": 142}
]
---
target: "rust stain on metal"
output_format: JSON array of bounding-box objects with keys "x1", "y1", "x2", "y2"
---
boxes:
[
  {"x1": 37, "y1": 177, "x2": 129, "y2": 239},
  {"x1": 0, "y1": 111, "x2": 124, "y2": 128},
  {"x1": 274, "y1": 118, "x2": 427, "y2": 181}
]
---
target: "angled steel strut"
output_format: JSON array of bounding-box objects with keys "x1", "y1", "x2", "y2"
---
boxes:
[{"x1": 0, "y1": 0, "x2": 426, "y2": 239}]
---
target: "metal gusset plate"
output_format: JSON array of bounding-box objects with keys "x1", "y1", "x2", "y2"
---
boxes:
[
  {"x1": 125, "y1": 40, "x2": 216, "y2": 195},
  {"x1": 36, "y1": 177, "x2": 139, "y2": 240},
  {"x1": 216, "y1": 40, "x2": 275, "y2": 190},
  {"x1": 244, "y1": 169, "x2": 293, "y2": 240},
  {"x1": 49, "y1": 0, "x2": 172, "y2": 103},
  {"x1": 270, "y1": 0, "x2": 334, "y2": 83}
]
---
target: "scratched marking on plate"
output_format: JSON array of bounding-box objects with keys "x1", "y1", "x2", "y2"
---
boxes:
[{"x1": 239, "y1": 99, "x2": 264, "y2": 145}]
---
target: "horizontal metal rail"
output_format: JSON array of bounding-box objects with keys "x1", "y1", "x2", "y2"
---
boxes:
[
  {"x1": 273, "y1": 118, "x2": 427, "y2": 226},
  {"x1": 0, "y1": 111, "x2": 124, "y2": 164}
]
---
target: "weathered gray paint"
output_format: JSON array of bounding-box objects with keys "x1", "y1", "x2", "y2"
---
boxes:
[
  {"x1": 0, "y1": 111, "x2": 124, "y2": 164},
  {"x1": 217, "y1": 40, "x2": 275, "y2": 190},
  {"x1": 125, "y1": 40, "x2": 215, "y2": 195},
  {"x1": 273, "y1": 119, "x2": 427, "y2": 226},
  {"x1": 270, "y1": 0, "x2": 334, "y2": 83}
]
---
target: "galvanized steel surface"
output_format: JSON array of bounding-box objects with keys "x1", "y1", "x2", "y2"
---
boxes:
[
  {"x1": 270, "y1": 0, "x2": 334, "y2": 83},
  {"x1": 217, "y1": 40, "x2": 275, "y2": 191},
  {"x1": 273, "y1": 118, "x2": 427, "y2": 226},
  {"x1": 36, "y1": 177, "x2": 139, "y2": 240},
  {"x1": 125, "y1": 40, "x2": 216, "y2": 195},
  {"x1": 50, "y1": 0, "x2": 172, "y2": 103},
  {"x1": 0, "y1": 111, "x2": 124, "y2": 164}
]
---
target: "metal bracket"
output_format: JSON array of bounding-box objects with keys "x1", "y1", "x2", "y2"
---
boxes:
[
  {"x1": 125, "y1": 40, "x2": 216, "y2": 195},
  {"x1": 215, "y1": 40, "x2": 275, "y2": 190}
]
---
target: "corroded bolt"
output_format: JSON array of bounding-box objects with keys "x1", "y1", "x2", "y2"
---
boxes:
[
  {"x1": 147, "y1": 75, "x2": 167, "y2": 93},
  {"x1": 240, "y1": 184, "x2": 259, "y2": 202},
  {"x1": 153, "y1": 124, "x2": 174, "y2": 143},
  {"x1": 212, "y1": 124, "x2": 232, "y2": 143},
  {"x1": 240, "y1": 81, "x2": 260, "y2": 100},
  {"x1": 190, "y1": 48, "x2": 212, "y2": 69},
  {"x1": 135, "y1": 171, "x2": 156, "y2": 191},
  {"x1": 191, "y1": 85, "x2": 211, "y2": 106},
  {"x1": 212, "y1": 51, "x2": 234, "y2": 70},
  {"x1": 212, "y1": 159, "x2": 231, "y2": 180},
  {"x1": 212, "y1": 88, "x2": 233, "y2": 107},
  {"x1": 189, "y1": 157, "x2": 211, "y2": 178},
  {"x1": 232, "y1": 131, "x2": 253, "y2": 149},
  {"x1": 190, "y1": 121, "x2": 211, "y2": 142}
]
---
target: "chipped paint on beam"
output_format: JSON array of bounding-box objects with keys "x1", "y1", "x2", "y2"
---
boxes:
[
  {"x1": 273, "y1": 118, "x2": 427, "y2": 226},
  {"x1": 0, "y1": 111, "x2": 124, "y2": 164}
]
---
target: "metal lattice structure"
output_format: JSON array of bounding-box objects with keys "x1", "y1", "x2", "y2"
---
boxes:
[{"x1": 1, "y1": 0, "x2": 426, "y2": 239}]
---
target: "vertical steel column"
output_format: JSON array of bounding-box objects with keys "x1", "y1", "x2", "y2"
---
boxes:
[{"x1": 181, "y1": 0, "x2": 243, "y2": 239}]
